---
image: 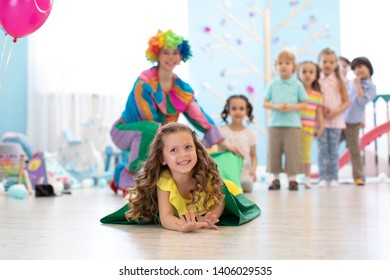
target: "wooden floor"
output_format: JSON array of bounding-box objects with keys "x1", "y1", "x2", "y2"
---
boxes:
[{"x1": 1, "y1": 180, "x2": 390, "y2": 260}]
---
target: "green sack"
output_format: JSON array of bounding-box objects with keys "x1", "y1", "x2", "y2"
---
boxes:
[{"x1": 100, "y1": 152, "x2": 260, "y2": 226}]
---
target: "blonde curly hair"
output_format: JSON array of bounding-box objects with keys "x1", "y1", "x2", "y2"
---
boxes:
[{"x1": 125, "y1": 122, "x2": 224, "y2": 223}]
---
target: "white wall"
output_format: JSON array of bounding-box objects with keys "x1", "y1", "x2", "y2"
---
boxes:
[{"x1": 340, "y1": 0, "x2": 389, "y2": 93}]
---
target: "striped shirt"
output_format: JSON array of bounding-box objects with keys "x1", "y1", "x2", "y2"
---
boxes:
[{"x1": 300, "y1": 90, "x2": 323, "y2": 135}]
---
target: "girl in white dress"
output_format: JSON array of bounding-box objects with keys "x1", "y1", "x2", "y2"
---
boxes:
[{"x1": 219, "y1": 95, "x2": 258, "y2": 192}]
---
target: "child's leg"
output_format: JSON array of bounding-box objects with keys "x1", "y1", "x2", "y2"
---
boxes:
[
  {"x1": 284, "y1": 128, "x2": 303, "y2": 190},
  {"x1": 317, "y1": 128, "x2": 329, "y2": 181},
  {"x1": 304, "y1": 163, "x2": 311, "y2": 179},
  {"x1": 268, "y1": 173, "x2": 281, "y2": 190},
  {"x1": 284, "y1": 128, "x2": 304, "y2": 177},
  {"x1": 328, "y1": 128, "x2": 342, "y2": 182},
  {"x1": 240, "y1": 166, "x2": 254, "y2": 192},
  {"x1": 301, "y1": 133, "x2": 313, "y2": 179},
  {"x1": 267, "y1": 128, "x2": 283, "y2": 190},
  {"x1": 266, "y1": 128, "x2": 283, "y2": 174},
  {"x1": 344, "y1": 124, "x2": 363, "y2": 180},
  {"x1": 303, "y1": 133, "x2": 314, "y2": 187}
]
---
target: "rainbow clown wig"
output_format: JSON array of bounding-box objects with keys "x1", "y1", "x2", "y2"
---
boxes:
[{"x1": 145, "y1": 29, "x2": 192, "y2": 63}]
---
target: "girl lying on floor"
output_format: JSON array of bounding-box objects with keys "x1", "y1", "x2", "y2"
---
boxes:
[{"x1": 100, "y1": 123, "x2": 261, "y2": 232}]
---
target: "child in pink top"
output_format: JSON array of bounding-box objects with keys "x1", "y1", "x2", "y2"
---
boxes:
[{"x1": 317, "y1": 48, "x2": 350, "y2": 187}]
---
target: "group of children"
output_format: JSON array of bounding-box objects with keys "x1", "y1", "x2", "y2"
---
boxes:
[
  {"x1": 217, "y1": 47, "x2": 376, "y2": 192},
  {"x1": 100, "y1": 29, "x2": 376, "y2": 232},
  {"x1": 262, "y1": 48, "x2": 376, "y2": 190}
]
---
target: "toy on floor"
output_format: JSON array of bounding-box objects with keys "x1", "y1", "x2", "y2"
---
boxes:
[
  {"x1": 51, "y1": 181, "x2": 64, "y2": 195},
  {"x1": 97, "y1": 178, "x2": 108, "y2": 188},
  {"x1": 8, "y1": 184, "x2": 28, "y2": 199},
  {"x1": 1, "y1": 132, "x2": 34, "y2": 159},
  {"x1": 0, "y1": 144, "x2": 33, "y2": 196},
  {"x1": 26, "y1": 151, "x2": 47, "y2": 186},
  {"x1": 57, "y1": 115, "x2": 111, "y2": 183},
  {"x1": 28, "y1": 151, "x2": 80, "y2": 191},
  {"x1": 0, "y1": 182, "x2": 6, "y2": 195},
  {"x1": 81, "y1": 178, "x2": 94, "y2": 188}
]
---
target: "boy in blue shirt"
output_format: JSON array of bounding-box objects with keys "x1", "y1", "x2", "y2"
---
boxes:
[
  {"x1": 341, "y1": 57, "x2": 377, "y2": 186},
  {"x1": 263, "y1": 50, "x2": 308, "y2": 190}
]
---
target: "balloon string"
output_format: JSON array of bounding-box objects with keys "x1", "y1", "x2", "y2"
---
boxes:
[
  {"x1": 0, "y1": 37, "x2": 14, "y2": 90},
  {"x1": 0, "y1": 34, "x2": 8, "y2": 72}
]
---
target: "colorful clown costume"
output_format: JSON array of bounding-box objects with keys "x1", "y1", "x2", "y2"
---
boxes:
[{"x1": 111, "y1": 67, "x2": 223, "y2": 189}]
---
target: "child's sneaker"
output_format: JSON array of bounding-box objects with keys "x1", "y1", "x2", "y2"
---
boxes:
[
  {"x1": 329, "y1": 180, "x2": 339, "y2": 187},
  {"x1": 317, "y1": 180, "x2": 327, "y2": 187},
  {"x1": 288, "y1": 180, "x2": 298, "y2": 190},
  {"x1": 268, "y1": 179, "x2": 281, "y2": 190},
  {"x1": 304, "y1": 178, "x2": 311, "y2": 189},
  {"x1": 354, "y1": 178, "x2": 365, "y2": 186}
]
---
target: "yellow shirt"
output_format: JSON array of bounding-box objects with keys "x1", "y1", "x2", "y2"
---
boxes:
[
  {"x1": 156, "y1": 170, "x2": 243, "y2": 216},
  {"x1": 156, "y1": 170, "x2": 215, "y2": 215}
]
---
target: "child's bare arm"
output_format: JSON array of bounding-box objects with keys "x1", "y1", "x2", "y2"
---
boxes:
[
  {"x1": 354, "y1": 76, "x2": 376, "y2": 104},
  {"x1": 208, "y1": 197, "x2": 225, "y2": 218},
  {"x1": 263, "y1": 100, "x2": 280, "y2": 110},
  {"x1": 354, "y1": 76, "x2": 364, "y2": 98},
  {"x1": 338, "y1": 81, "x2": 350, "y2": 112},
  {"x1": 282, "y1": 101, "x2": 307, "y2": 112},
  {"x1": 250, "y1": 145, "x2": 257, "y2": 181},
  {"x1": 196, "y1": 198, "x2": 225, "y2": 230},
  {"x1": 315, "y1": 107, "x2": 324, "y2": 137},
  {"x1": 218, "y1": 140, "x2": 244, "y2": 157},
  {"x1": 157, "y1": 188, "x2": 207, "y2": 232}
]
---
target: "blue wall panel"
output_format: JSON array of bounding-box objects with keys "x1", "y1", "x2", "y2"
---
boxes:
[
  {"x1": 0, "y1": 35, "x2": 28, "y2": 136},
  {"x1": 188, "y1": 0, "x2": 340, "y2": 165}
]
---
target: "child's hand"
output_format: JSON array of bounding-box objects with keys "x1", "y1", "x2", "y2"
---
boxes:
[
  {"x1": 274, "y1": 104, "x2": 283, "y2": 111},
  {"x1": 324, "y1": 109, "x2": 338, "y2": 119},
  {"x1": 323, "y1": 106, "x2": 330, "y2": 116},
  {"x1": 278, "y1": 103, "x2": 288, "y2": 112},
  {"x1": 228, "y1": 144, "x2": 244, "y2": 158},
  {"x1": 177, "y1": 210, "x2": 208, "y2": 233},
  {"x1": 196, "y1": 212, "x2": 219, "y2": 230},
  {"x1": 354, "y1": 75, "x2": 361, "y2": 85},
  {"x1": 250, "y1": 170, "x2": 257, "y2": 182},
  {"x1": 279, "y1": 103, "x2": 296, "y2": 112},
  {"x1": 314, "y1": 127, "x2": 324, "y2": 138},
  {"x1": 220, "y1": 140, "x2": 244, "y2": 157}
]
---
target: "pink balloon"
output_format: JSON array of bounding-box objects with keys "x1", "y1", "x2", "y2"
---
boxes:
[
  {"x1": 36, "y1": 0, "x2": 52, "y2": 10},
  {"x1": 0, "y1": 0, "x2": 54, "y2": 39}
]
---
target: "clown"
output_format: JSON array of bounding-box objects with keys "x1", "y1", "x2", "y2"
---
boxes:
[{"x1": 110, "y1": 29, "x2": 241, "y2": 192}]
